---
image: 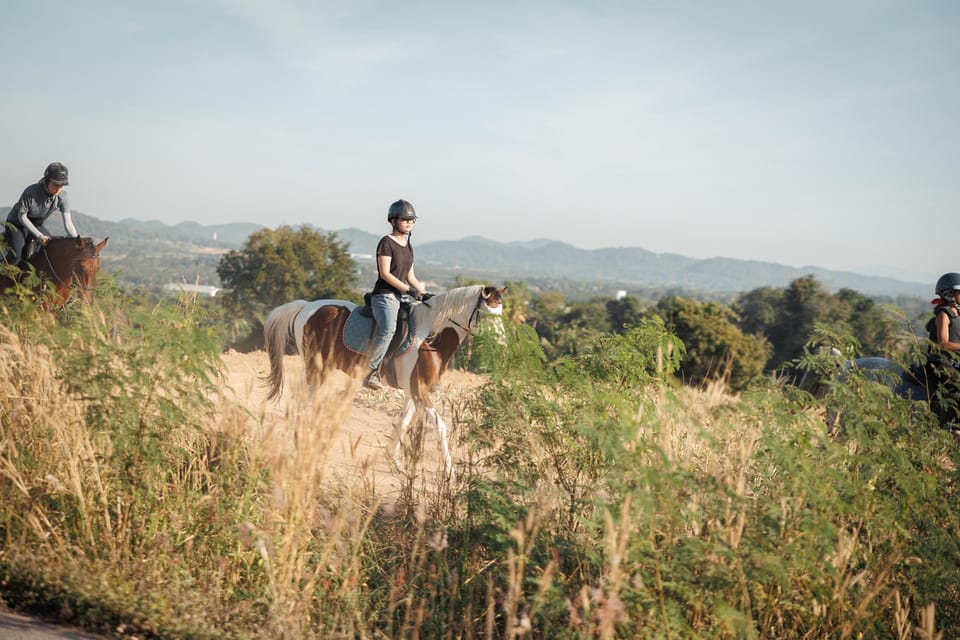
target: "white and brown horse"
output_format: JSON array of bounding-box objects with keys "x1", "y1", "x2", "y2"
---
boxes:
[{"x1": 262, "y1": 284, "x2": 505, "y2": 474}]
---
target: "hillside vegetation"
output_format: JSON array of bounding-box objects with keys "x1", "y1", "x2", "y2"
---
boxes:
[{"x1": 1, "y1": 283, "x2": 958, "y2": 638}]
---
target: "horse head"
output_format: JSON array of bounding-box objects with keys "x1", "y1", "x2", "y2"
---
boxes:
[
  {"x1": 479, "y1": 286, "x2": 506, "y2": 316},
  {"x1": 29, "y1": 236, "x2": 109, "y2": 304}
]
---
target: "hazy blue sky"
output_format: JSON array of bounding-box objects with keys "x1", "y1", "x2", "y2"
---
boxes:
[{"x1": 1, "y1": 1, "x2": 956, "y2": 281}]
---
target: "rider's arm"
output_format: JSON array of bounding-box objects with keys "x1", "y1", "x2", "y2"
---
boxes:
[
  {"x1": 59, "y1": 192, "x2": 79, "y2": 237},
  {"x1": 406, "y1": 265, "x2": 426, "y2": 295},
  {"x1": 936, "y1": 312, "x2": 960, "y2": 351},
  {"x1": 16, "y1": 210, "x2": 46, "y2": 241}
]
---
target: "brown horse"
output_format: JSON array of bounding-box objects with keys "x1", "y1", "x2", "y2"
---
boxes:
[
  {"x1": 0, "y1": 236, "x2": 108, "y2": 307},
  {"x1": 263, "y1": 284, "x2": 506, "y2": 475}
]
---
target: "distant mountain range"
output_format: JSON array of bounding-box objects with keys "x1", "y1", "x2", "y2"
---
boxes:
[
  {"x1": 0, "y1": 209, "x2": 929, "y2": 299},
  {"x1": 333, "y1": 227, "x2": 929, "y2": 299}
]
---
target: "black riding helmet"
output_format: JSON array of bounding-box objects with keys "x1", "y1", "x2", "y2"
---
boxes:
[
  {"x1": 43, "y1": 162, "x2": 69, "y2": 186},
  {"x1": 935, "y1": 273, "x2": 960, "y2": 297},
  {"x1": 387, "y1": 199, "x2": 417, "y2": 222}
]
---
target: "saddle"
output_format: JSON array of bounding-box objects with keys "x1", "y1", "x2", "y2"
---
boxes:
[
  {"x1": 2, "y1": 238, "x2": 39, "y2": 266},
  {"x1": 342, "y1": 293, "x2": 416, "y2": 357}
]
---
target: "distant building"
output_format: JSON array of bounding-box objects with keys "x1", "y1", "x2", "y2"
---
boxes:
[
  {"x1": 615, "y1": 290, "x2": 627, "y2": 300},
  {"x1": 165, "y1": 283, "x2": 220, "y2": 297}
]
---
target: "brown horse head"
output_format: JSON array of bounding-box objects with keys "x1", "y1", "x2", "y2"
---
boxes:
[{"x1": 23, "y1": 236, "x2": 108, "y2": 306}]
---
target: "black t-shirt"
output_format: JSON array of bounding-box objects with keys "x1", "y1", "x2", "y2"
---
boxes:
[
  {"x1": 372, "y1": 235, "x2": 414, "y2": 295},
  {"x1": 928, "y1": 306, "x2": 960, "y2": 344}
]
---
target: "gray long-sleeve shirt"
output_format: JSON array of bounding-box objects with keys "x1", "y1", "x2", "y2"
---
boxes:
[{"x1": 5, "y1": 181, "x2": 78, "y2": 238}]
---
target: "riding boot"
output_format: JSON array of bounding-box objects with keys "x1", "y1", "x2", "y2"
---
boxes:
[{"x1": 364, "y1": 368, "x2": 383, "y2": 390}]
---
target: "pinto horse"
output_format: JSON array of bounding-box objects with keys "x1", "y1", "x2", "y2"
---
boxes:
[
  {"x1": 263, "y1": 284, "x2": 505, "y2": 474},
  {"x1": 0, "y1": 236, "x2": 108, "y2": 307}
]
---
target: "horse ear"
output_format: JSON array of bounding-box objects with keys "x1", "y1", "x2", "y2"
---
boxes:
[{"x1": 96, "y1": 237, "x2": 109, "y2": 252}]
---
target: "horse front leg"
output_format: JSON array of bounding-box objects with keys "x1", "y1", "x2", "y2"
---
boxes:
[
  {"x1": 424, "y1": 407, "x2": 454, "y2": 479},
  {"x1": 391, "y1": 396, "x2": 417, "y2": 473},
  {"x1": 304, "y1": 351, "x2": 325, "y2": 398}
]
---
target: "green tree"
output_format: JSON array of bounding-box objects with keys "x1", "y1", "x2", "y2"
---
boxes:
[
  {"x1": 832, "y1": 287, "x2": 898, "y2": 354},
  {"x1": 606, "y1": 295, "x2": 645, "y2": 334},
  {"x1": 656, "y1": 295, "x2": 770, "y2": 390},
  {"x1": 217, "y1": 226, "x2": 358, "y2": 331},
  {"x1": 733, "y1": 286, "x2": 783, "y2": 337},
  {"x1": 735, "y1": 277, "x2": 901, "y2": 373},
  {"x1": 528, "y1": 293, "x2": 609, "y2": 360}
]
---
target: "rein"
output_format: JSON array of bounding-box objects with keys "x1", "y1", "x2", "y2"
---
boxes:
[
  {"x1": 422, "y1": 295, "x2": 482, "y2": 350},
  {"x1": 37, "y1": 243, "x2": 97, "y2": 293},
  {"x1": 448, "y1": 308, "x2": 480, "y2": 333}
]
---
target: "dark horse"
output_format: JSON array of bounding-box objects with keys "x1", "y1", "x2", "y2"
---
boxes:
[
  {"x1": 263, "y1": 284, "x2": 506, "y2": 475},
  {"x1": 0, "y1": 236, "x2": 109, "y2": 308},
  {"x1": 799, "y1": 354, "x2": 960, "y2": 432}
]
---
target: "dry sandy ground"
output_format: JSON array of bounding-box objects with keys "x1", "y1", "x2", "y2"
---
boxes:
[
  {"x1": 3, "y1": 350, "x2": 487, "y2": 639},
  {"x1": 216, "y1": 349, "x2": 487, "y2": 495}
]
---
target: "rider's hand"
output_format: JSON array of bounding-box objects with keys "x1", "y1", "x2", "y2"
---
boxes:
[
  {"x1": 40, "y1": 236, "x2": 50, "y2": 246},
  {"x1": 408, "y1": 288, "x2": 424, "y2": 302}
]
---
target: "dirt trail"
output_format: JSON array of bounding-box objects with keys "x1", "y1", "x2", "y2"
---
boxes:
[
  {"x1": 0, "y1": 608, "x2": 108, "y2": 639},
  {"x1": 217, "y1": 349, "x2": 487, "y2": 496}
]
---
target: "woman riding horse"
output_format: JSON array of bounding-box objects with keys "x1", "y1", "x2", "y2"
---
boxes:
[
  {"x1": 4, "y1": 163, "x2": 81, "y2": 265},
  {"x1": 925, "y1": 272, "x2": 960, "y2": 428},
  {"x1": 263, "y1": 284, "x2": 506, "y2": 475},
  {"x1": 365, "y1": 199, "x2": 429, "y2": 390},
  {"x1": 0, "y1": 236, "x2": 108, "y2": 307}
]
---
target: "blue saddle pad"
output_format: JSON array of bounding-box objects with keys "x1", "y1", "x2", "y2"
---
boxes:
[{"x1": 342, "y1": 307, "x2": 417, "y2": 356}]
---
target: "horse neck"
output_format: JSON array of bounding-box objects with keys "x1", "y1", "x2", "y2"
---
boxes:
[
  {"x1": 419, "y1": 286, "x2": 482, "y2": 334},
  {"x1": 35, "y1": 240, "x2": 98, "y2": 298},
  {"x1": 31, "y1": 244, "x2": 71, "y2": 282}
]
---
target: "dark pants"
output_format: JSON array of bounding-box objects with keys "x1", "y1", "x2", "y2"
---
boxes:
[
  {"x1": 3, "y1": 222, "x2": 50, "y2": 265},
  {"x1": 926, "y1": 355, "x2": 960, "y2": 428}
]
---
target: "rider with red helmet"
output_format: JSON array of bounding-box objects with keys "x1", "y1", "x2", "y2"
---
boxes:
[{"x1": 925, "y1": 272, "x2": 960, "y2": 429}]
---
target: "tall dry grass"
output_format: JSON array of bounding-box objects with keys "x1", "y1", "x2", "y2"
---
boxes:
[{"x1": 1, "y1": 299, "x2": 958, "y2": 638}]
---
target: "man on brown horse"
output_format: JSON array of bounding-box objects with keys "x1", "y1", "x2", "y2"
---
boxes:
[{"x1": 3, "y1": 162, "x2": 81, "y2": 266}]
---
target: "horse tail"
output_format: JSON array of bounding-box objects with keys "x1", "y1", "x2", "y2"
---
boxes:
[{"x1": 263, "y1": 300, "x2": 307, "y2": 401}]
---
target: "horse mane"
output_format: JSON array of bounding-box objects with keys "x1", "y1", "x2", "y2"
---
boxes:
[
  {"x1": 46, "y1": 236, "x2": 98, "y2": 261},
  {"x1": 414, "y1": 284, "x2": 485, "y2": 334},
  {"x1": 76, "y1": 237, "x2": 99, "y2": 260}
]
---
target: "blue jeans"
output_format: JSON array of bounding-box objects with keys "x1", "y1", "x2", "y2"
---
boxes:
[{"x1": 369, "y1": 292, "x2": 405, "y2": 370}]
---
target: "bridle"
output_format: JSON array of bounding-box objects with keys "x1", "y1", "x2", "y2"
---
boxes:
[
  {"x1": 424, "y1": 292, "x2": 499, "y2": 349},
  {"x1": 36, "y1": 242, "x2": 99, "y2": 295}
]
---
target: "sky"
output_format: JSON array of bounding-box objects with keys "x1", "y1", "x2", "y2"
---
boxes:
[{"x1": 1, "y1": 1, "x2": 956, "y2": 283}]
